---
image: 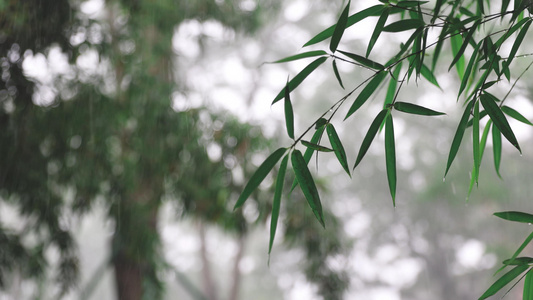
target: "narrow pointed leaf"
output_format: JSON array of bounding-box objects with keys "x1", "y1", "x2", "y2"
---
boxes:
[
  {"x1": 291, "y1": 150, "x2": 325, "y2": 228},
  {"x1": 459, "y1": 41, "x2": 482, "y2": 97},
  {"x1": 449, "y1": 20, "x2": 480, "y2": 73},
  {"x1": 479, "y1": 265, "x2": 529, "y2": 300},
  {"x1": 524, "y1": 270, "x2": 533, "y2": 300},
  {"x1": 420, "y1": 63, "x2": 441, "y2": 89},
  {"x1": 272, "y1": 57, "x2": 328, "y2": 104},
  {"x1": 234, "y1": 148, "x2": 287, "y2": 210},
  {"x1": 384, "y1": 63, "x2": 402, "y2": 108},
  {"x1": 330, "y1": 0, "x2": 351, "y2": 53},
  {"x1": 338, "y1": 50, "x2": 384, "y2": 70},
  {"x1": 290, "y1": 126, "x2": 326, "y2": 191},
  {"x1": 473, "y1": 100, "x2": 480, "y2": 185},
  {"x1": 367, "y1": 8, "x2": 389, "y2": 57},
  {"x1": 480, "y1": 94, "x2": 521, "y2": 153},
  {"x1": 326, "y1": 124, "x2": 350, "y2": 176},
  {"x1": 502, "y1": 106, "x2": 533, "y2": 126},
  {"x1": 345, "y1": 72, "x2": 387, "y2": 120},
  {"x1": 503, "y1": 19, "x2": 532, "y2": 70},
  {"x1": 385, "y1": 112, "x2": 396, "y2": 205},
  {"x1": 332, "y1": 60, "x2": 345, "y2": 89},
  {"x1": 492, "y1": 125, "x2": 502, "y2": 178},
  {"x1": 495, "y1": 232, "x2": 533, "y2": 275},
  {"x1": 503, "y1": 257, "x2": 533, "y2": 266},
  {"x1": 468, "y1": 120, "x2": 492, "y2": 199},
  {"x1": 445, "y1": 100, "x2": 474, "y2": 177},
  {"x1": 354, "y1": 109, "x2": 388, "y2": 169},
  {"x1": 494, "y1": 211, "x2": 533, "y2": 224},
  {"x1": 269, "y1": 154, "x2": 288, "y2": 255},
  {"x1": 383, "y1": 19, "x2": 425, "y2": 32},
  {"x1": 450, "y1": 31, "x2": 466, "y2": 80},
  {"x1": 284, "y1": 80, "x2": 294, "y2": 139},
  {"x1": 269, "y1": 51, "x2": 328, "y2": 64},
  {"x1": 302, "y1": 140, "x2": 334, "y2": 152},
  {"x1": 303, "y1": 5, "x2": 384, "y2": 47},
  {"x1": 394, "y1": 102, "x2": 445, "y2": 116}
]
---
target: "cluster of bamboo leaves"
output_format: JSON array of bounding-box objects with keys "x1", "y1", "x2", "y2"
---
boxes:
[{"x1": 234, "y1": 0, "x2": 533, "y2": 298}]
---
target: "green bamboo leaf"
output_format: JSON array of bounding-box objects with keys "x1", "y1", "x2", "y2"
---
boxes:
[
  {"x1": 445, "y1": 100, "x2": 474, "y2": 177},
  {"x1": 291, "y1": 150, "x2": 325, "y2": 228},
  {"x1": 450, "y1": 31, "x2": 466, "y2": 81},
  {"x1": 458, "y1": 40, "x2": 482, "y2": 97},
  {"x1": 326, "y1": 124, "x2": 350, "y2": 177},
  {"x1": 345, "y1": 72, "x2": 387, "y2": 120},
  {"x1": 393, "y1": 102, "x2": 445, "y2": 116},
  {"x1": 524, "y1": 270, "x2": 533, "y2": 300},
  {"x1": 367, "y1": 8, "x2": 390, "y2": 57},
  {"x1": 502, "y1": 105, "x2": 533, "y2": 126},
  {"x1": 492, "y1": 125, "x2": 502, "y2": 178},
  {"x1": 468, "y1": 120, "x2": 492, "y2": 199},
  {"x1": 503, "y1": 257, "x2": 533, "y2": 266},
  {"x1": 269, "y1": 154, "x2": 288, "y2": 255},
  {"x1": 495, "y1": 232, "x2": 533, "y2": 275},
  {"x1": 480, "y1": 94, "x2": 521, "y2": 153},
  {"x1": 479, "y1": 265, "x2": 530, "y2": 300},
  {"x1": 494, "y1": 211, "x2": 533, "y2": 224},
  {"x1": 431, "y1": 0, "x2": 444, "y2": 23},
  {"x1": 234, "y1": 147, "x2": 287, "y2": 210},
  {"x1": 383, "y1": 63, "x2": 402, "y2": 108},
  {"x1": 330, "y1": 0, "x2": 351, "y2": 53},
  {"x1": 332, "y1": 60, "x2": 345, "y2": 89},
  {"x1": 473, "y1": 100, "x2": 480, "y2": 185},
  {"x1": 383, "y1": 19, "x2": 425, "y2": 32},
  {"x1": 501, "y1": 0, "x2": 510, "y2": 15},
  {"x1": 290, "y1": 126, "x2": 326, "y2": 191},
  {"x1": 503, "y1": 19, "x2": 532, "y2": 70},
  {"x1": 268, "y1": 50, "x2": 328, "y2": 64},
  {"x1": 302, "y1": 140, "x2": 334, "y2": 152},
  {"x1": 338, "y1": 50, "x2": 384, "y2": 70},
  {"x1": 272, "y1": 57, "x2": 328, "y2": 104},
  {"x1": 449, "y1": 20, "x2": 480, "y2": 73},
  {"x1": 420, "y1": 63, "x2": 441, "y2": 89},
  {"x1": 284, "y1": 80, "x2": 294, "y2": 139},
  {"x1": 494, "y1": 17, "x2": 530, "y2": 49},
  {"x1": 396, "y1": 1, "x2": 429, "y2": 8},
  {"x1": 315, "y1": 118, "x2": 328, "y2": 129},
  {"x1": 385, "y1": 112, "x2": 396, "y2": 205},
  {"x1": 303, "y1": 5, "x2": 384, "y2": 47},
  {"x1": 354, "y1": 109, "x2": 388, "y2": 169}
]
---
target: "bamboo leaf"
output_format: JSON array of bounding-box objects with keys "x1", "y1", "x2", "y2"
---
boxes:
[
  {"x1": 385, "y1": 112, "x2": 396, "y2": 205},
  {"x1": 383, "y1": 19, "x2": 425, "y2": 32},
  {"x1": 284, "y1": 79, "x2": 294, "y2": 139},
  {"x1": 338, "y1": 50, "x2": 385, "y2": 70},
  {"x1": 502, "y1": 105, "x2": 533, "y2": 126},
  {"x1": 473, "y1": 100, "x2": 480, "y2": 186},
  {"x1": 503, "y1": 257, "x2": 533, "y2": 266},
  {"x1": 332, "y1": 60, "x2": 345, "y2": 89},
  {"x1": 492, "y1": 125, "x2": 502, "y2": 178},
  {"x1": 272, "y1": 57, "x2": 328, "y2": 104},
  {"x1": 303, "y1": 5, "x2": 384, "y2": 47},
  {"x1": 394, "y1": 102, "x2": 445, "y2": 116},
  {"x1": 458, "y1": 40, "x2": 482, "y2": 98},
  {"x1": 384, "y1": 63, "x2": 402, "y2": 108},
  {"x1": 269, "y1": 50, "x2": 328, "y2": 64},
  {"x1": 503, "y1": 19, "x2": 532, "y2": 70},
  {"x1": 494, "y1": 211, "x2": 533, "y2": 224},
  {"x1": 234, "y1": 148, "x2": 287, "y2": 210},
  {"x1": 445, "y1": 100, "x2": 474, "y2": 177},
  {"x1": 479, "y1": 265, "x2": 529, "y2": 300},
  {"x1": 420, "y1": 63, "x2": 441, "y2": 89},
  {"x1": 269, "y1": 154, "x2": 288, "y2": 255},
  {"x1": 326, "y1": 124, "x2": 351, "y2": 176},
  {"x1": 524, "y1": 270, "x2": 533, "y2": 300},
  {"x1": 330, "y1": 0, "x2": 351, "y2": 53},
  {"x1": 354, "y1": 109, "x2": 388, "y2": 169},
  {"x1": 495, "y1": 232, "x2": 533, "y2": 275},
  {"x1": 367, "y1": 8, "x2": 390, "y2": 57},
  {"x1": 302, "y1": 140, "x2": 334, "y2": 152},
  {"x1": 291, "y1": 150, "x2": 325, "y2": 228},
  {"x1": 345, "y1": 72, "x2": 387, "y2": 120},
  {"x1": 449, "y1": 20, "x2": 480, "y2": 73},
  {"x1": 290, "y1": 126, "x2": 326, "y2": 191},
  {"x1": 480, "y1": 94, "x2": 521, "y2": 153},
  {"x1": 450, "y1": 31, "x2": 466, "y2": 80}
]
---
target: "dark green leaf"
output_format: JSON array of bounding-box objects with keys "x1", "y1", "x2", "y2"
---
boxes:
[
  {"x1": 494, "y1": 211, "x2": 533, "y2": 224},
  {"x1": 367, "y1": 8, "x2": 390, "y2": 57},
  {"x1": 480, "y1": 94, "x2": 521, "y2": 153},
  {"x1": 234, "y1": 148, "x2": 287, "y2": 210},
  {"x1": 302, "y1": 140, "x2": 334, "y2": 152},
  {"x1": 383, "y1": 63, "x2": 402, "y2": 108},
  {"x1": 269, "y1": 154, "x2": 288, "y2": 255},
  {"x1": 354, "y1": 109, "x2": 388, "y2": 169},
  {"x1": 332, "y1": 60, "x2": 345, "y2": 89},
  {"x1": 291, "y1": 126, "x2": 326, "y2": 191},
  {"x1": 303, "y1": 5, "x2": 384, "y2": 47},
  {"x1": 445, "y1": 100, "x2": 474, "y2": 177},
  {"x1": 502, "y1": 105, "x2": 533, "y2": 126},
  {"x1": 338, "y1": 50, "x2": 384, "y2": 70},
  {"x1": 458, "y1": 40, "x2": 482, "y2": 97},
  {"x1": 503, "y1": 257, "x2": 533, "y2": 266},
  {"x1": 503, "y1": 19, "x2": 532, "y2": 70},
  {"x1": 385, "y1": 112, "x2": 396, "y2": 205},
  {"x1": 492, "y1": 125, "x2": 502, "y2": 178},
  {"x1": 394, "y1": 102, "x2": 445, "y2": 116},
  {"x1": 291, "y1": 150, "x2": 325, "y2": 228},
  {"x1": 284, "y1": 80, "x2": 294, "y2": 139},
  {"x1": 495, "y1": 232, "x2": 533, "y2": 275},
  {"x1": 272, "y1": 57, "x2": 328, "y2": 104},
  {"x1": 420, "y1": 63, "x2": 441, "y2": 89},
  {"x1": 383, "y1": 19, "x2": 425, "y2": 32},
  {"x1": 315, "y1": 118, "x2": 328, "y2": 129},
  {"x1": 269, "y1": 50, "x2": 328, "y2": 64},
  {"x1": 479, "y1": 265, "x2": 529, "y2": 300},
  {"x1": 449, "y1": 20, "x2": 480, "y2": 73},
  {"x1": 345, "y1": 72, "x2": 387, "y2": 120},
  {"x1": 396, "y1": 1, "x2": 429, "y2": 8},
  {"x1": 473, "y1": 100, "x2": 480, "y2": 185},
  {"x1": 524, "y1": 270, "x2": 533, "y2": 300},
  {"x1": 326, "y1": 124, "x2": 350, "y2": 176},
  {"x1": 330, "y1": 0, "x2": 351, "y2": 53}
]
